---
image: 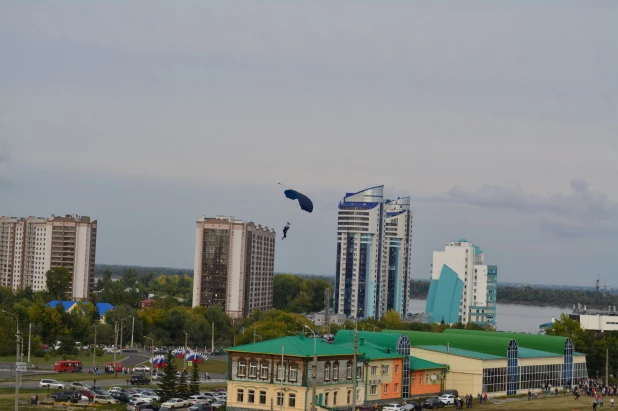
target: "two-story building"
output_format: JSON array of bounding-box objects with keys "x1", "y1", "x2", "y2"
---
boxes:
[{"x1": 225, "y1": 332, "x2": 405, "y2": 411}]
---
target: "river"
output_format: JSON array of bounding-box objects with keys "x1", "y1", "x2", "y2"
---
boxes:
[{"x1": 408, "y1": 298, "x2": 568, "y2": 333}]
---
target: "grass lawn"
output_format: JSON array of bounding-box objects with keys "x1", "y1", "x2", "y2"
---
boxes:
[
  {"x1": 0, "y1": 353, "x2": 125, "y2": 367},
  {"x1": 180, "y1": 359, "x2": 228, "y2": 375}
]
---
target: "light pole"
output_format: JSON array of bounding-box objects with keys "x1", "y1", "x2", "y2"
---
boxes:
[
  {"x1": 2, "y1": 310, "x2": 20, "y2": 362},
  {"x1": 27, "y1": 322, "x2": 31, "y2": 364},
  {"x1": 144, "y1": 336, "x2": 154, "y2": 375},
  {"x1": 253, "y1": 328, "x2": 262, "y2": 343},
  {"x1": 93, "y1": 325, "x2": 97, "y2": 368},
  {"x1": 183, "y1": 332, "x2": 188, "y2": 371},
  {"x1": 14, "y1": 333, "x2": 23, "y2": 411},
  {"x1": 304, "y1": 325, "x2": 317, "y2": 411},
  {"x1": 130, "y1": 316, "x2": 135, "y2": 348}
]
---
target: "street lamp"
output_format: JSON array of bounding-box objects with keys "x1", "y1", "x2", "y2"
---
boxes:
[
  {"x1": 253, "y1": 328, "x2": 262, "y2": 343},
  {"x1": 304, "y1": 325, "x2": 317, "y2": 411},
  {"x1": 2, "y1": 310, "x2": 20, "y2": 362},
  {"x1": 144, "y1": 336, "x2": 154, "y2": 375}
]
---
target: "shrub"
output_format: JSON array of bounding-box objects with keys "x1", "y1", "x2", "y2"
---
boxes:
[{"x1": 33, "y1": 348, "x2": 45, "y2": 358}]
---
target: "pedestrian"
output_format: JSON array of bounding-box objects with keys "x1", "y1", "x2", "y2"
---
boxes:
[
  {"x1": 31, "y1": 394, "x2": 37, "y2": 406},
  {"x1": 35, "y1": 393, "x2": 39, "y2": 406},
  {"x1": 609, "y1": 397, "x2": 614, "y2": 408}
]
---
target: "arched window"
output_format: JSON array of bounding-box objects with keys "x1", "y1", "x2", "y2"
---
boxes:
[
  {"x1": 397, "y1": 335, "x2": 412, "y2": 398},
  {"x1": 563, "y1": 338, "x2": 574, "y2": 386},
  {"x1": 324, "y1": 362, "x2": 331, "y2": 381},
  {"x1": 333, "y1": 361, "x2": 339, "y2": 381},
  {"x1": 506, "y1": 339, "x2": 519, "y2": 395}
]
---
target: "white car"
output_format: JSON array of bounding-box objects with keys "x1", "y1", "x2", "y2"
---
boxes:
[
  {"x1": 70, "y1": 382, "x2": 90, "y2": 391},
  {"x1": 383, "y1": 404, "x2": 410, "y2": 411},
  {"x1": 39, "y1": 379, "x2": 65, "y2": 389},
  {"x1": 141, "y1": 392, "x2": 161, "y2": 402},
  {"x1": 130, "y1": 393, "x2": 154, "y2": 403},
  {"x1": 126, "y1": 400, "x2": 148, "y2": 411},
  {"x1": 188, "y1": 395, "x2": 213, "y2": 405},
  {"x1": 109, "y1": 387, "x2": 122, "y2": 393},
  {"x1": 439, "y1": 394, "x2": 456, "y2": 405},
  {"x1": 133, "y1": 365, "x2": 151, "y2": 372},
  {"x1": 162, "y1": 398, "x2": 189, "y2": 409},
  {"x1": 93, "y1": 395, "x2": 119, "y2": 404}
]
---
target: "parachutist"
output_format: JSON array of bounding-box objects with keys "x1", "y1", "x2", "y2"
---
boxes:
[{"x1": 282, "y1": 222, "x2": 290, "y2": 240}]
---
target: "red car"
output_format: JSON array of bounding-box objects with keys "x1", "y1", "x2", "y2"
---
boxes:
[{"x1": 81, "y1": 390, "x2": 97, "y2": 401}]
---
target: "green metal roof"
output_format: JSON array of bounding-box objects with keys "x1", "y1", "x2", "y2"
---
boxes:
[
  {"x1": 336, "y1": 340, "x2": 405, "y2": 361},
  {"x1": 335, "y1": 330, "x2": 404, "y2": 349},
  {"x1": 409, "y1": 356, "x2": 448, "y2": 371},
  {"x1": 416, "y1": 345, "x2": 502, "y2": 360},
  {"x1": 226, "y1": 334, "x2": 355, "y2": 358},
  {"x1": 387, "y1": 330, "x2": 516, "y2": 358},
  {"x1": 518, "y1": 347, "x2": 561, "y2": 358},
  {"x1": 442, "y1": 329, "x2": 571, "y2": 355}
]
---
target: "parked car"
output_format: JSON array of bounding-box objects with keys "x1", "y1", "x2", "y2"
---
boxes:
[
  {"x1": 51, "y1": 391, "x2": 80, "y2": 403},
  {"x1": 94, "y1": 395, "x2": 119, "y2": 404},
  {"x1": 405, "y1": 401, "x2": 422, "y2": 410},
  {"x1": 130, "y1": 375, "x2": 152, "y2": 385},
  {"x1": 188, "y1": 405, "x2": 217, "y2": 411},
  {"x1": 128, "y1": 400, "x2": 149, "y2": 411},
  {"x1": 134, "y1": 365, "x2": 151, "y2": 372},
  {"x1": 131, "y1": 393, "x2": 154, "y2": 404},
  {"x1": 39, "y1": 379, "x2": 65, "y2": 389},
  {"x1": 162, "y1": 398, "x2": 189, "y2": 409},
  {"x1": 70, "y1": 382, "x2": 90, "y2": 391},
  {"x1": 438, "y1": 394, "x2": 456, "y2": 405},
  {"x1": 211, "y1": 401, "x2": 226, "y2": 408},
  {"x1": 423, "y1": 398, "x2": 445, "y2": 409},
  {"x1": 441, "y1": 389, "x2": 459, "y2": 397},
  {"x1": 123, "y1": 347, "x2": 138, "y2": 352},
  {"x1": 81, "y1": 390, "x2": 97, "y2": 401},
  {"x1": 111, "y1": 391, "x2": 132, "y2": 403},
  {"x1": 135, "y1": 405, "x2": 160, "y2": 411},
  {"x1": 200, "y1": 392, "x2": 221, "y2": 400},
  {"x1": 383, "y1": 404, "x2": 406, "y2": 411},
  {"x1": 188, "y1": 395, "x2": 213, "y2": 405},
  {"x1": 109, "y1": 386, "x2": 123, "y2": 393}
]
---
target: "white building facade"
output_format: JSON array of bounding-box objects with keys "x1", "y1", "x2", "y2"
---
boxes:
[
  {"x1": 427, "y1": 239, "x2": 497, "y2": 326},
  {"x1": 334, "y1": 186, "x2": 413, "y2": 319},
  {"x1": 0, "y1": 215, "x2": 97, "y2": 299}
]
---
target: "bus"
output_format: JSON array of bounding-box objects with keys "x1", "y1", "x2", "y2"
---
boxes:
[
  {"x1": 53, "y1": 360, "x2": 83, "y2": 373},
  {"x1": 105, "y1": 361, "x2": 124, "y2": 373}
]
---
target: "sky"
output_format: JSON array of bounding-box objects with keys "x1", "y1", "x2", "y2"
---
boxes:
[{"x1": 1, "y1": 1, "x2": 616, "y2": 287}]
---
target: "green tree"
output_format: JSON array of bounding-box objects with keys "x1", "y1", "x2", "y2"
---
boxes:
[
  {"x1": 380, "y1": 309, "x2": 403, "y2": 329},
  {"x1": 157, "y1": 351, "x2": 178, "y2": 403},
  {"x1": 177, "y1": 370, "x2": 189, "y2": 399},
  {"x1": 189, "y1": 360, "x2": 200, "y2": 396},
  {"x1": 45, "y1": 267, "x2": 72, "y2": 300}
]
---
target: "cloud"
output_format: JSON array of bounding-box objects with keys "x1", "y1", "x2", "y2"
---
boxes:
[{"x1": 446, "y1": 180, "x2": 618, "y2": 237}]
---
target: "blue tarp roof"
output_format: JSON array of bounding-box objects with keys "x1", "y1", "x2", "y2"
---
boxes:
[
  {"x1": 46, "y1": 300, "x2": 76, "y2": 310},
  {"x1": 96, "y1": 302, "x2": 114, "y2": 316}
]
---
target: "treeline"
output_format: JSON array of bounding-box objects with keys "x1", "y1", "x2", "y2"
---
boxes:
[
  {"x1": 409, "y1": 279, "x2": 618, "y2": 308},
  {"x1": 273, "y1": 273, "x2": 333, "y2": 313},
  {"x1": 95, "y1": 264, "x2": 193, "y2": 279}
]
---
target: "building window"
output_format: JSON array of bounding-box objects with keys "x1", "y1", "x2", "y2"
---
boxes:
[
  {"x1": 370, "y1": 385, "x2": 377, "y2": 395},
  {"x1": 346, "y1": 362, "x2": 352, "y2": 379},
  {"x1": 346, "y1": 390, "x2": 351, "y2": 404},
  {"x1": 249, "y1": 362, "x2": 257, "y2": 378},
  {"x1": 324, "y1": 363, "x2": 331, "y2": 381},
  {"x1": 277, "y1": 361, "x2": 286, "y2": 381},
  {"x1": 394, "y1": 383, "x2": 399, "y2": 393},
  {"x1": 371, "y1": 366, "x2": 377, "y2": 375},
  {"x1": 325, "y1": 392, "x2": 329, "y2": 406},
  {"x1": 277, "y1": 392, "x2": 283, "y2": 406},
  {"x1": 289, "y1": 394, "x2": 296, "y2": 407},
  {"x1": 238, "y1": 361, "x2": 246, "y2": 377},
  {"x1": 333, "y1": 362, "x2": 339, "y2": 380},
  {"x1": 237, "y1": 389, "x2": 244, "y2": 402},
  {"x1": 248, "y1": 390, "x2": 255, "y2": 403},
  {"x1": 289, "y1": 365, "x2": 298, "y2": 382},
  {"x1": 394, "y1": 364, "x2": 399, "y2": 374},
  {"x1": 381, "y1": 365, "x2": 389, "y2": 375},
  {"x1": 259, "y1": 391, "x2": 266, "y2": 404},
  {"x1": 261, "y1": 363, "x2": 269, "y2": 379},
  {"x1": 383, "y1": 384, "x2": 389, "y2": 394},
  {"x1": 333, "y1": 391, "x2": 338, "y2": 405}
]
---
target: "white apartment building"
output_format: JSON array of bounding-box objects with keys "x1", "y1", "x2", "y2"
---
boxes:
[
  {"x1": 569, "y1": 305, "x2": 618, "y2": 332},
  {"x1": 192, "y1": 216, "x2": 276, "y2": 319},
  {"x1": 425, "y1": 239, "x2": 497, "y2": 326},
  {"x1": 0, "y1": 215, "x2": 97, "y2": 299},
  {"x1": 334, "y1": 185, "x2": 413, "y2": 319}
]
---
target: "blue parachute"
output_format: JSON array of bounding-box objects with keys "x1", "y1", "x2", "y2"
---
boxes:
[{"x1": 284, "y1": 189, "x2": 313, "y2": 213}]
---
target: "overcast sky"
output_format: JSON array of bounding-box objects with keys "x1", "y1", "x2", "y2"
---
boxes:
[{"x1": 1, "y1": 1, "x2": 616, "y2": 287}]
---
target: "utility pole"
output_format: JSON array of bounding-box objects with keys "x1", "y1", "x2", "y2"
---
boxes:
[
  {"x1": 14, "y1": 331, "x2": 21, "y2": 411},
  {"x1": 184, "y1": 332, "x2": 188, "y2": 371},
  {"x1": 305, "y1": 325, "x2": 317, "y2": 411},
  {"x1": 279, "y1": 345, "x2": 284, "y2": 411},
  {"x1": 93, "y1": 326, "x2": 97, "y2": 367},
  {"x1": 120, "y1": 318, "x2": 125, "y2": 350},
  {"x1": 131, "y1": 317, "x2": 135, "y2": 348},
  {"x1": 211, "y1": 322, "x2": 215, "y2": 353},
  {"x1": 606, "y1": 348, "x2": 609, "y2": 386},
  {"x1": 113, "y1": 322, "x2": 118, "y2": 370},
  {"x1": 352, "y1": 318, "x2": 357, "y2": 411},
  {"x1": 27, "y1": 322, "x2": 31, "y2": 363}
]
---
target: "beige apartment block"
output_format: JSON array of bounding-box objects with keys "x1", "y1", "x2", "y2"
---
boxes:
[
  {"x1": 0, "y1": 215, "x2": 97, "y2": 300},
  {"x1": 192, "y1": 215, "x2": 276, "y2": 319}
]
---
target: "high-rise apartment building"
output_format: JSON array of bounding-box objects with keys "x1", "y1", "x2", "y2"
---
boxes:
[
  {"x1": 334, "y1": 186, "x2": 413, "y2": 319},
  {"x1": 425, "y1": 239, "x2": 497, "y2": 326},
  {"x1": 0, "y1": 215, "x2": 97, "y2": 299},
  {"x1": 192, "y1": 216, "x2": 276, "y2": 319}
]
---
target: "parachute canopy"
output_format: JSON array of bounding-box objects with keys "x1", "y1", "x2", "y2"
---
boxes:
[{"x1": 284, "y1": 189, "x2": 314, "y2": 213}]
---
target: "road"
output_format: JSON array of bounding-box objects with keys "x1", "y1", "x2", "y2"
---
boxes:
[{"x1": 0, "y1": 351, "x2": 228, "y2": 389}]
